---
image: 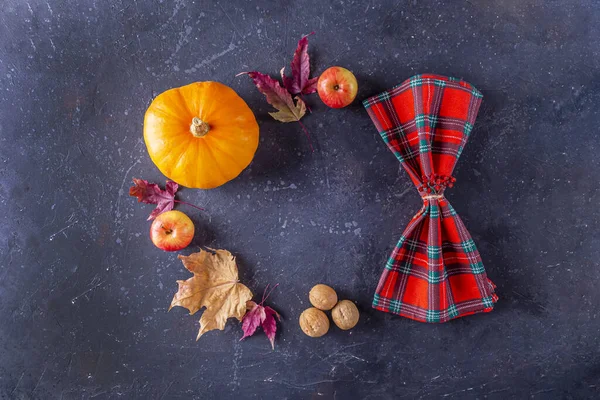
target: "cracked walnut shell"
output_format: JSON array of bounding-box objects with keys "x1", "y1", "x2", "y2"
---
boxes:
[
  {"x1": 331, "y1": 300, "x2": 359, "y2": 330},
  {"x1": 299, "y1": 307, "x2": 329, "y2": 337}
]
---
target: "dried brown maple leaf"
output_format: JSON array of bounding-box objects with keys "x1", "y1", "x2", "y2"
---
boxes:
[{"x1": 170, "y1": 248, "x2": 253, "y2": 340}]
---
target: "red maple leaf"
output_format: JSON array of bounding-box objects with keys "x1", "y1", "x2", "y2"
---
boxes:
[
  {"x1": 280, "y1": 32, "x2": 318, "y2": 95},
  {"x1": 129, "y1": 178, "x2": 202, "y2": 220},
  {"x1": 240, "y1": 284, "x2": 281, "y2": 350}
]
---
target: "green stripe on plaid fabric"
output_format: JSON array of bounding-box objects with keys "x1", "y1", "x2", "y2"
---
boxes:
[
  {"x1": 380, "y1": 130, "x2": 392, "y2": 144},
  {"x1": 403, "y1": 235, "x2": 418, "y2": 251},
  {"x1": 373, "y1": 296, "x2": 496, "y2": 323},
  {"x1": 447, "y1": 304, "x2": 459, "y2": 319},
  {"x1": 428, "y1": 114, "x2": 439, "y2": 132},
  {"x1": 470, "y1": 261, "x2": 486, "y2": 274},
  {"x1": 390, "y1": 264, "x2": 449, "y2": 283},
  {"x1": 464, "y1": 121, "x2": 474, "y2": 137},
  {"x1": 444, "y1": 203, "x2": 459, "y2": 217},
  {"x1": 374, "y1": 294, "x2": 405, "y2": 314},
  {"x1": 372, "y1": 293, "x2": 380, "y2": 307},
  {"x1": 373, "y1": 293, "x2": 391, "y2": 312},
  {"x1": 409, "y1": 76, "x2": 425, "y2": 88},
  {"x1": 482, "y1": 296, "x2": 494, "y2": 308},
  {"x1": 461, "y1": 239, "x2": 477, "y2": 253},
  {"x1": 378, "y1": 130, "x2": 406, "y2": 163},
  {"x1": 389, "y1": 299, "x2": 402, "y2": 314},
  {"x1": 428, "y1": 269, "x2": 447, "y2": 283},
  {"x1": 415, "y1": 114, "x2": 426, "y2": 128},
  {"x1": 429, "y1": 203, "x2": 440, "y2": 219},
  {"x1": 426, "y1": 309, "x2": 441, "y2": 323},
  {"x1": 373, "y1": 295, "x2": 494, "y2": 323},
  {"x1": 392, "y1": 263, "x2": 413, "y2": 275},
  {"x1": 378, "y1": 92, "x2": 391, "y2": 102},
  {"x1": 427, "y1": 245, "x2": 441, "y2": 260},
  {"x1": 393, "y1": 154, "x2": 405, "y2": 163},
  {"x1": 362, "y1": 99, "x2": 376, "y2": 109},
  {"x1": 384, "y1": 235, "x2": 408, "y2": 270}
]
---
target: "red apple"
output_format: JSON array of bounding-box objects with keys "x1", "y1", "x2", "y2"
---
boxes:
[
  {"x1": 317, "y1": 66, "x2": 358, "y2": 108},
  {"x1": 150, "y1": 210, "x2": 194, "y2": 251}
]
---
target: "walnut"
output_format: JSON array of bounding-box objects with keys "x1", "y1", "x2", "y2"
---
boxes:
[
  {"x1": 331, "y1": 300, "x2": 359, "y2": 330},
  {"x1": 309, "y1": 284, "x2": 338, "y2": 311},
  {"x1": 299, "y1": 307, "x2": 330, "y2": 337}
]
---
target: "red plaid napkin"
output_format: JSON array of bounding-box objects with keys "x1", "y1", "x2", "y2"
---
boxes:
[{"x1": 363, "y1": 74, "x2": 497, "y2": 322}]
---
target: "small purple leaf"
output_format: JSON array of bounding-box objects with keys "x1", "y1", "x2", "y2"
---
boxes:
[{"x1": 129, "y1": 178, "x2": 179, "y2": 220}]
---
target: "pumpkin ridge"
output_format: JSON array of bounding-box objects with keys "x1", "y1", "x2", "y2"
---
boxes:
[
  {"x1": 149, "y1": 101, "x2": 189, "y2": 125},
  {"x1": 175, "y1": 86, "x2": 198, "y2": 129},
  {"x1": 148, "y1": 138, "x2": 186, "y2": 180},
  {"x1": 195, "y1": 139, "x2": 228, "y2": 188},
  {"x1": 171, "y1": 140, "x2": 195, "y2": 179},
  {"x1": 198, "y1": 139, "x2": 230, "y2": 187},
  {"x1": 203, "y1": 135, "x2": 249, "y2": 172}
]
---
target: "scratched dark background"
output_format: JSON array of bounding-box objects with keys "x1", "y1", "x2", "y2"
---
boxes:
[{"x1": 1, "y1": 0, "x2": 599, "y2": 399}]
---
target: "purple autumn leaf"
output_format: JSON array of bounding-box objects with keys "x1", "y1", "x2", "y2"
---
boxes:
[
  {"x1": 281, "y1": 32, "x2": 318, "y2": 95},
  {"x1": 239, "y1": 284, "x2": 280, "y2": 349},
  {"x1": 129, "y1": 178, "x2": 178, "y2": 220},
  {"x1": 240, "y1": 301, "x2": 267, "y2": 341},
  {"x1": 262, "y1": 306, "x2": 281, "y2": 350},
  {"x1": 129, "y1": 178, "x2": 203, "y2": 220}
]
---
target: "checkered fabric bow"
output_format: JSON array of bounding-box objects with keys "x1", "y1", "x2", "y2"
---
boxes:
[{"x1": 363, "y1": 74, "x2": 497, "y2": 322}]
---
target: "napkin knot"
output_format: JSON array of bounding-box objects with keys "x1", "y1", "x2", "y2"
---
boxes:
[{"x1": 417, "y1": 174, "x2": 456, "y2": 197}]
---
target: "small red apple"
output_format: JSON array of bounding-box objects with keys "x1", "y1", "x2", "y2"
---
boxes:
[
  {"x1": 317, "y1": 66, "x2": 358, "y2": 108},
  {"x1": 150, "y1": 210, "x2": 194, "y2": 251}
]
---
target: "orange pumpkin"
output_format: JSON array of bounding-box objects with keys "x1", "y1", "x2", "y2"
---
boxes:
[{"x1": 144, "y1": 81, "x2": 259, "y2": 189}]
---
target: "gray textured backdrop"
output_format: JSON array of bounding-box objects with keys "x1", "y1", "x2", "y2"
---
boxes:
[{"x1": 1, "y1": 0, "x2": 599, "y2": 399}]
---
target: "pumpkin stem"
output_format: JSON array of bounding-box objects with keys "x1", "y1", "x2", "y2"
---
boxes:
[{"x1": 190, "y1": 117, "x2": 210, "y2": 137}]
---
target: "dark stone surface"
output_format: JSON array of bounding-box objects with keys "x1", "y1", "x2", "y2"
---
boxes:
[{"x1": 1, "y1": 0, "x2": 599, "y2": 398}]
